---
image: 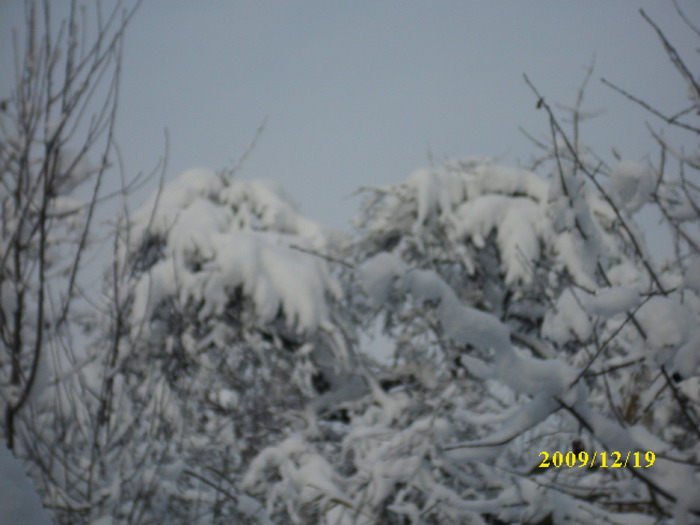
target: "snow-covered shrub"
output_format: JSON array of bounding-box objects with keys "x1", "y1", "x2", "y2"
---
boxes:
[
  {"x1": 94, "y1": 167, "x2": 358, "y2": 523},
  {"x1": 242, "y1": 141, "x2": 699, "y2": 522},
  {"x1": 243, "y1": 65, "x2": 700, "y2": 524}
]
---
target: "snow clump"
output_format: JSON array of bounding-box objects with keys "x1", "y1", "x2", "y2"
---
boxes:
[{"x1": 609, "y1": 161, "x2": 653, "y2": 214}]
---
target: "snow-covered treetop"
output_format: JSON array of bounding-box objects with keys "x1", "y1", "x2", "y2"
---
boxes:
[
  {"x1": 129, "y1": 168, "x2": 340, "y2": 253},
  {"x1": 356, "y1": 156, "x2": 640, "y2": 295},
  {"x1": 125, "y1": 167, "x2": 346, "y2": 338}
]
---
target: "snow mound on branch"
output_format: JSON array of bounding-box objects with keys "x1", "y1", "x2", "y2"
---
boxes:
[
  {"x1": 495, "y1": 348, "x2": 578, "y2": 396},
  {"x1": 221, "y1": 178, "x2": 334, "y2": 250},
  {"x1": 446, "y1": 393, "x2": 559, "y2": 458},
  {"x1": 201, "y1": 232, "x2": 341, "y2": 329},
  {"x1": 406, "y1": 168, "x2": 460, "y2": 225},
  {"x1": 403, "y1": 161, "x2": 547, "y2": 231},
  {"x1": 454, "y1": 195, "x2": 542, "y2": 285},
  {"x1": 607, "y1": 261, "x2": 646, "y2": 287},
  {"x1": 358, "y1": 251, "x2": 408, "y2": 304},
  {"x1": 397, "y1": 161, "x2": 550, "y2": 286},
  {"x1": 0, "y1": 443, "x2": 52, "y2": 525},
  {"x1": 128, "y1": 168, "x2": 344, "y2": 336},
  {"x1": 360, "y1": 253, "x2": 511, "y2": 351},
  {"x1": 242, "y1": 434, "x2": 347, "y2": 516},
  {"x1": 636, "y1": 296, "x2": 693, "y2": 350},
  {"x1": 551, "y1": 232, "x2": 598, "y2": 291},
  {"x1": 359, "y1": 252, "x2": 579, "y2": 397},
  {"x1": 542, "y1": 288, "x2": 592, "y2": 344},
  {"x1": 581, "y1": 286, "x2": 641, "y2": 318},
  {"x1": 132, "y1": 231, "x2": 341, "y2": 335},
  {"x1": 468, "y1": 164, "x2": 549, "y2": 202},
  {"x1": 130, "y1": 168, "x2": 224, "y2": 244},
  {"x1": 166, "y1": 197, "x2": 233, "y2": 258},
  {"x1": 609, "y1": 161, "x2": 653, "y2": 214}
]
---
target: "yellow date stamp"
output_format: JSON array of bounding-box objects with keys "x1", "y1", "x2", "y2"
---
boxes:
[{"x1": 539, "y1": 450, "x2": 656, "y2": 468}]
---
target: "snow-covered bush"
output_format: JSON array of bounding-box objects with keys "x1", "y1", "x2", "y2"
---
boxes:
[
  {"x1": 243, "y1": 148, "x2": 699, "y2": 523},
  {"x1": 242, "y1": 20, "x2": 700, "y2": 524},
  {"x1": 90, "y1": 167, "x2": 360, "y2": 523}
]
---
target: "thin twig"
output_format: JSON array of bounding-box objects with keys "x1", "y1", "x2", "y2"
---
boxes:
[
  {"x1": 288, "y1": 243, "x2": 354, "y2": 268},
  {"x1": 601, "y1": 78, "x2": 700, "y2": 135}
]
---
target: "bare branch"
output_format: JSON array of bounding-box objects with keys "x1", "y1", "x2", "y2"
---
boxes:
[
  {"x1": 640, "y1": 9, "x2": 700, "y2": 102},
  {"x1": 601, "y1": 77, "x2": 700, "y2": 134}
]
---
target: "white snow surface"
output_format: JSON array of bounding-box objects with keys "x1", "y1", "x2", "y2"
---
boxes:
[
  {"x1": 581, "y1": 286, "x2": 641, "y2": 318},
  {"x1": 468, "y1": 163, "x2": 549, "y2": 202},
  {"x1": 542, "y1": 287, "x2": 592, "y2": 344},
  {"x1": 0, "y1": 442, "x2": 52, "y2": 525},
  {"x1": 202, "y1": 231, "x2": 341, "y2": 329},
  {"x1": 446, "y1": 393, "x2": 559, "y2": 454},
  {"x1": 551, "y1": 232, "x2": 598, "y2": 291},
  {"x1": 221, "y1": 177, "x2": 335, "y2": 250},
  {"x1": 406, "y1": 168, "x2": 454, "y2": 225},
  {"x1": 401, "y1": 161, "x2": 550, "y2": 286},
  {"x1": 129, "y1": 168, "x2": 224, "y2": 246},
  {"x1": 636, "y1": 296, "x2": 693, "y2": 350}
]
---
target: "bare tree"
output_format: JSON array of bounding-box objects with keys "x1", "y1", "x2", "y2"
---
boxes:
[
  {"x1": 0, "y1": 0, "x2": 140, "y2": 446},
  {"x1": 0, "y1": 0, "x2": 149, "y2": 520}
]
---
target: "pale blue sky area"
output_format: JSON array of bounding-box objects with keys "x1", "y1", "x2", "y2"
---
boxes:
[{"x1": 2, "y1": 1, "x2": 699, "y2": 231}]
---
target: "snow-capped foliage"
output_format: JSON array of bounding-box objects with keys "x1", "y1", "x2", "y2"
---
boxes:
[
  {"x1": 242, "y1": 148, "x2": 699, "y2": 523},
  {"x1": 80, "y1": 166, "x2": 356, "y2": 523},
  {"x1": 130, "y1": 230, "x2": 341, "y2": 336}
]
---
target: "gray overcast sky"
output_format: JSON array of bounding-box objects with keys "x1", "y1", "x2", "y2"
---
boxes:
[{"x1": 2, "y1": 1, "x2": 699, "y2": 231}]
